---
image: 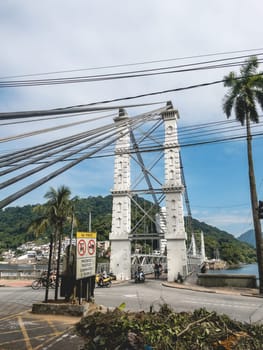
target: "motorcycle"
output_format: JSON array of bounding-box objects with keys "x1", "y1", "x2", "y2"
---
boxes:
[
  {"x1": 31, "y1": 270, "x2": 57, "y2": 290},
  {"x1": 134, "y1": 269, "x2": 145, "y2": 283},
  {"x1": 96, "y1": 273, "x2": 112, "y2": 288}
]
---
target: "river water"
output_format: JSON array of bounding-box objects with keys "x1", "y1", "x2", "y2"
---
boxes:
[
  {"x1": 208, "y1": 263, "x2": 259, "y2": 278},
  {"x1": 0, "y1": 264, "x2": 33, "y2": 270},
  {"x1": 0, "y1": 263, "x2": 46, "y2": 271},
  {"x1": 0, "y1": 263, "x2": 260, "y2": 279}
]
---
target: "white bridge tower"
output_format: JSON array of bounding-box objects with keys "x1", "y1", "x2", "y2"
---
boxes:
[
  {"x1": 109, "y1": 109, "x2": 131, "y2": 280},
  {"x1": 161, "y1": 106, "x2": 188, "y2": 282},
  {"x1": 110, "y1": 103, "x2": 188, "y2": 281}
]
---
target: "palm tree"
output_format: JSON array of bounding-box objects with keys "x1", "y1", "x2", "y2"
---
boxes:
[
  {"x1": 44, "y1": 185, "x2": 72, "y2": 300},
  {"x1": 29, "y1": 185, "x2": 72, "y2": 301},
  {"x1": 223, "y1": 56, "x2": 263, "y2": 294},
  {"x1": 28, "y1": 204, "x2": 56, "y2": 302}
]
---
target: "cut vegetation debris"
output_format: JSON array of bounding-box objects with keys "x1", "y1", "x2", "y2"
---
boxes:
[{"x1": 75, "y1": 304, "x2": 263, "y2": 349}]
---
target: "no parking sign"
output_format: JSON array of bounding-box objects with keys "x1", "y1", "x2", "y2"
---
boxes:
[{"x1": 76, "y1": 232, "x2": 97, "y2": 279}]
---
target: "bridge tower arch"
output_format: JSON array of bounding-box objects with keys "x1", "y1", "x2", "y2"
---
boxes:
[
  {"x1": 161, "y1": 106, "x2": 188, "y2": 282},
  {"x1": 109, "y1": 108, "x2": 131, "y2": 280}
]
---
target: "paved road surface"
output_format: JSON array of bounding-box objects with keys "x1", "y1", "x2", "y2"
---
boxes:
[
  {"x1": 0, "y1": 283, "x2": 84, "y2": 350},
  {"x1": 0, "y1": 279, "x2": 263, "y2": 349}
]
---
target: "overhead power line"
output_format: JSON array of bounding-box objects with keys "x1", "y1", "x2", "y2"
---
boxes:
[
  {"x1": 1, "y1": 47, "x2": 263, "y2": 80},
  {"x1": 2, "y1": 73, "x2": 263, "y2": 121},
  {"x1": 0, "y1": 54, "x2": 263, "y2": 88}
]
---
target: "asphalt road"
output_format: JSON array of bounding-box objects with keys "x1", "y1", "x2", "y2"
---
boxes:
[
  {"x1": 0, "y1": 286, "x2": 84, "y2": 350},
  {"x1": 95, "y1": 279, "x2": 263, "y2": 324},
  {"x1": 0, "y1": 280, "x2": 263, "y2": 349}
]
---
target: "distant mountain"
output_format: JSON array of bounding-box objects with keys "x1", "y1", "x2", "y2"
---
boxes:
[{"x1": 238, "y1": 229, "x2": 256, "y2": 248}]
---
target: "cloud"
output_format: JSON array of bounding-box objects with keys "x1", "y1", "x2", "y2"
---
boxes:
[
  {"x1": 1, "y1": 1, "x2": 262, "y2": 115},
  {"x1": 1, "y1": 0, "x2": 263, "y2": 236},
  {"x1": 192, "y1": 206, "x2": 253, "y2": 236}
]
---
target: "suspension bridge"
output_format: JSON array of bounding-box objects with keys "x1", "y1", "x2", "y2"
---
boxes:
[
  {"x1": 0, "y1": 100, "x2": 206, "y2": 282},
  {"x1": 108, "y1": 101, "x2": 206, "y2": 281}
]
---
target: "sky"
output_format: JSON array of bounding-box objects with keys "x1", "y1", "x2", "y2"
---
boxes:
[{"x1": 0, "y1": 0, "x2": 263, "y2": 237}]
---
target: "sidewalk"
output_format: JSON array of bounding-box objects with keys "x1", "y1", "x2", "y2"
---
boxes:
[
  {"x1": 0, "y1": 279, "x2": 32, "y2": 287},
  {"x1": 162, "y1": 280, "x2": 262, "y2": 298}
]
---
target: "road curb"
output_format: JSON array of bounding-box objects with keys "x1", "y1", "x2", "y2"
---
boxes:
[
  {"x1": 161, "y1": 282, "x2": 260, "y2": 297},
  {"x1": 162, "y1": 282, "x2": 216, "y2": 294}
]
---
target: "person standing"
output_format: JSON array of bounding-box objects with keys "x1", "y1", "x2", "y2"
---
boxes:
[{"x1": 154, "y1": 262, "x2": 162, "y2": 279}]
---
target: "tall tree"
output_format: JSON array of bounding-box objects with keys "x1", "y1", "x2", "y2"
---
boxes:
[
  {"x1": 222, "y1": 56, "x2": 263, "y2": 294},
  {"x1": 29, "y1": 185, "x2": 72, "y2": 301},
  {"x1": 28, "y1": 204, "x2": 56, "y2": 302},
  {"x1": 44, "y1": 185, "x2": 72, "y2": 300}
]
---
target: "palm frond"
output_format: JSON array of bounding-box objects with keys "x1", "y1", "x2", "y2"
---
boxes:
[
  {"x1": 222, "y1": 91, "x2": 235, "y2": 118},
  {"x1": 234, "y1": 96, "x2": 246, "y2": 125},
  {"x1": 223, "y1": 71, "x2": 237, "y2": 87},
  {"x1": 254, "y1": 89, "x2": 263, "y2": 110},
  {"x1": 245, "y1": 89, "x2": 260, "y2": 123},
  {"x1": 249, "y1": 73, "x2": 263, "y2": 88},
  {"x1": 248, "y1": 101, "x2": 259, "y2": 124},
  {"x1": 240, "y1": 56, "x2": 258, "y2": 77},
  {"x1": 222, "y1": 56, "x2": 263, "y2": 125}
]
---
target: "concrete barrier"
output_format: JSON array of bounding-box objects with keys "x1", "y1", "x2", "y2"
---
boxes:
[
  {"x1": 197, "y1": 273, "x2": 257, "y2": 288},
  {"x1": 32, "y1": 302, "x2": 89, "y2": 317}
]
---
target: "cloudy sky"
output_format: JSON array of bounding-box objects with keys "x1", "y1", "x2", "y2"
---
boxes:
[{"x1": 1, "y1": 0, "x2": 263, "y2": 237}]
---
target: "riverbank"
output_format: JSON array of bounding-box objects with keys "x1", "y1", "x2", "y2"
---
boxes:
[{"x1": 163, "y1": 279, "x2": 261, "y2": 297}]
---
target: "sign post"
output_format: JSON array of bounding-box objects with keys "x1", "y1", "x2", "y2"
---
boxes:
[{"x1": 76, "y1": 232, "x2": 97, "y2": 280}]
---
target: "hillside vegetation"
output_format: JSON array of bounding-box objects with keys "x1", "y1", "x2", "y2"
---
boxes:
[{"x1": 0, "y1": 195, "x2": 256, "y2": 264}]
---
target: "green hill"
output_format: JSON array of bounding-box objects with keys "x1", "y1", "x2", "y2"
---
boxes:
[
  {"x1": 0, "y1": 196, "x2": 256, "y2": 265},
  {"x1": 190, "y1": 218, "x2": 256, "y2": 264}
]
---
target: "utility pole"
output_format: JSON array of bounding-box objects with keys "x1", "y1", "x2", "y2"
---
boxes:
[{"x1": 88, "y1": 211, "x2": 92, "y2": 232}]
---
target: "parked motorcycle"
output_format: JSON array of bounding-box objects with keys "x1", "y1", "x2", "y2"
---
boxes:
[
  {"x1": 96, "y1": 273, "x2": 112, "y2": 288},
  {"x1": 108, "y1": 272, "x2": 116, "y2": 280},
  {"x1": 134, "y1": 269, "x2": 145, "y2": 283}
]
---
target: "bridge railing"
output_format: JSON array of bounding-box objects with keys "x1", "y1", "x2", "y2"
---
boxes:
[
  {"x1": 97, "y1": 253, "x2": 201, "y2": 279},
  {"x1": 187, "y1": 254, "x2": 203, "y2": 274},
  {"x1": 0, "y1": 269, "x2": 41, "y2": 279},
  {"x1": 97, "y1": 256, "x2": 168, "y2": 279}
]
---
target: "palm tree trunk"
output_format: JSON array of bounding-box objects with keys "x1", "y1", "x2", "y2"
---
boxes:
[
  {"x1": 45, "y1": 233, "x2": 53, "y2": 303},
  {"x1": 55, "y1": 228, "x2": 62, "y2": 301},
  {"x1": 246, "y1": 115, "x2": 263, "y2": 294}
]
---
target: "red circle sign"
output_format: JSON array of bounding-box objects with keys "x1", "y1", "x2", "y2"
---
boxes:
[
  {"x1": 88, "y1": 239, "x2": 95, "y2": 255},
  {"x1": 78, "y1": 239, "x2": 86, "y2": 256}
]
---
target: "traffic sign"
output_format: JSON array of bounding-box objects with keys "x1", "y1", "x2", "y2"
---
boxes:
[
  {"x1": 76, "y1": 232, "x2": 97, "y2": 279},
  {"x1": 88, "y1": 239, "x2": 95, "y2": 255},
  {"x1": 77, "y1": 239, "x2": 86, "y2": 256}
]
